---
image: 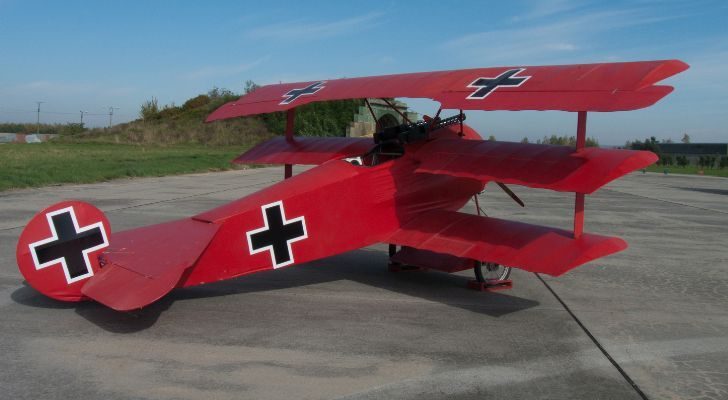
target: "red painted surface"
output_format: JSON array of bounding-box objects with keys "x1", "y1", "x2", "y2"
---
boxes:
[
  {"x1": 80, "y1": 218, "x2": 218, "y2": 310},
  {"x1": 16, "y1": 201, "x2": 110, "y2": 302},
  {"x1": 234, "y1": 136, "x2": 372, "y2": 165},
  {"x1": 15, "y1": 133, "x2": 657, "y2": 310},
  {"x1": 574, "y1": 111, "x2": 588, "y2": 237},
  {"x1": 207, "y1": 60, "x2": 688, "y2": 121},
  {"x1": 183, "y1": 158, "x2": 483, "y2": 288},
  {"x1": 576, "y1": 111, "x2": 587, "y2": 150},
  {"x1": 388, "y1": 210, "x2": 627, "y2": 276},
  {"x1": 574, "y1": 193, "x2": 585, "y2": 238},
  {"x1": 414, "y1": 138, "x2": 657, "y2": 194},
  {"x1": 284, "y1": 108, "x2": 295, "y2": 179}
]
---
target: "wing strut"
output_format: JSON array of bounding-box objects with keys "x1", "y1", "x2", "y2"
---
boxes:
[
  {"x1": 573, "y1": 111, "x2": 587, "y2": 238},
  {"x1": 364, "y1": 99, "x2": 381, "y2": 131},
  {"x1": 284, "y1": 108, "x2": 295, "y2": 179},
  {"x1": 380, "y1": 98, "x2": 412, "y2": 124}
]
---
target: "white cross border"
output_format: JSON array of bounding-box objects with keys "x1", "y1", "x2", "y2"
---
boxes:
[
  {"x1": 465, "y1": 68, "x2": 531, "y2": 100},
  {"x1": 246, "y1": 200, "x2": 308, "y2": 269},
  {"x1": 28, "y1": 206, "x2": 109, "y2": 284},
  {"x1": 279, "y1": 81, "x2": 326, "y2": 105}
]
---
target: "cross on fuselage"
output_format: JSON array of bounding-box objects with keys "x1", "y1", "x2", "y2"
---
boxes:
[
  {"x1": 467, "y1": 68, "x2": 530, "y2": 99},
  {"x1": 280, "y1": 81, "x2": 325, "y2": 105},
  {"x1": 247, "y1": 202, "x2": 307, "y2": 268},
  {"x1": 31, "y1": 210, "x2": 106, "y2": 283}
]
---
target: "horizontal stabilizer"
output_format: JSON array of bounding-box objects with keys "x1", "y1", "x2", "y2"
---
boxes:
[
  {"x1": 81, "y1": 218, "x2": 218, "y2": 311},
  {"x1": 415, "y1": 139, "x2": 657, "y2": 194},
  {"x1": 234, "y1": 136, "x2": 372, "y2": 166},
  {"x1": 388, "y1": 210, "x2": 626, "y2": 276}
]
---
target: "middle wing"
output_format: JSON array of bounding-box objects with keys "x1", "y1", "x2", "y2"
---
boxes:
[
  {"x1": 234, "y1": 136, "x2": 372, "y2": 166},
  {"x1": 413, "y1": 138, "x2": 656, "y2": 194}
]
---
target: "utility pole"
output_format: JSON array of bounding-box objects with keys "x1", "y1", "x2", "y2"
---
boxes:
[
  {"x1": 80, "y1": 111, "x2": 87, "y2": 125},
  {"x1": 35, "y1": 101, "x2": 44, "y2": 134},
  {"x1": 108, "y1": 106, "x2": 120, "y2": 128}
]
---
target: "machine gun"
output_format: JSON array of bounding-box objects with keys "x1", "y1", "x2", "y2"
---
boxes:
[{"x1": 373, "y1": 113, "x2": 466, "y2": 145}]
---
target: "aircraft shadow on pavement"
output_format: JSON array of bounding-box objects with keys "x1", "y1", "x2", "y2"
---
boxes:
[
  {"x1": 675, "y1": 186, "x2": 728, "y2": 196},
  {"x1": 11, "y1": 249, "x2": 539, "y2": 333}
]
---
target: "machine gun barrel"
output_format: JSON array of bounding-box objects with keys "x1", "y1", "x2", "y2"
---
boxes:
[{"x1": 374, "y1": 113, "x2": 466, "y2": 144}]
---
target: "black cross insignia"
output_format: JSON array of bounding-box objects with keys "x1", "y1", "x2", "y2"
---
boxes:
[
  {"x1": 280, "y1": 81, "x2": 325, "y2": 105},
  {"x1": 466, "y1": 68, "x2": 530, "y2": 99},
  {"x1": 247, "y1": 201, "x2": 307, "y2": 268},
  {"x1": 29, "y1": 207, "x2": 108, "y2": 284}
]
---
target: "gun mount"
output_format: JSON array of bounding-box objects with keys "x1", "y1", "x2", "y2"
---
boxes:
[{"x1": 373, "y1": 113, "x2": 466, "y2": 145}]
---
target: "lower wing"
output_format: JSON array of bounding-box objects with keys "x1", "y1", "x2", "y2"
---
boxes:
[{"x1": 387, "y1": 210, "x2": 626, "y2": 276}]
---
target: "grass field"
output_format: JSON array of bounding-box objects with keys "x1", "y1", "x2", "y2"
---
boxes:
[
  {"x1": 0, "y1": 143, "x2": 249, "y2": 191},
  {"x1": 2, "y1": 142, "x2": 724, "y2": 192},
  {"x1": 645, "y1": 164, "x2": 728, "y2": 178}
]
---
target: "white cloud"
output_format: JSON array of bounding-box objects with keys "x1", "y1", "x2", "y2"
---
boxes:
[
  {"x1": 19, "y1": 81, "x2": 98, "y2": 94},
  {"x1": 182, "y1": 57, "x2": 269, "y2": 80},
  {"x1": 441, "y1": 7, "x2": 688, "y2": 65},
  {"x1": 246, "y1": 12, "x2": 383, "y2": 41},
  {"x1": 510, "y1": 0, "x2": 583, "y2": 22}
]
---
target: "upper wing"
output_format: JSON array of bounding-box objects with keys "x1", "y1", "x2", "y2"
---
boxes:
[
  {"x1": 388, "y1": 210, "x2": 627, "y2": 276},
  {"x1": 234, "y1": 136, "x2": 372, "y2": 166},
  {"x1": 207, "y1": 60, "x2": 688, "y2": 121},
  {"x1": 413, "y1": 138, "x2": 657, "y2": 194}
]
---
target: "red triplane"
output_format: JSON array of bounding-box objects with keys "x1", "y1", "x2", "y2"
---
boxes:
[{"x1": 16, "y1": 60, "x2": 688, "y2": 311}]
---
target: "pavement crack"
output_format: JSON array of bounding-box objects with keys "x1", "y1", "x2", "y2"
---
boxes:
[{"x1": 534, "y1": 273, "x2": 649, "y2": 400}]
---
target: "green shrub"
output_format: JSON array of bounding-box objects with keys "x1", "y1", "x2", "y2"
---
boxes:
[
  {"x1": 676, "y1": 155, "x2": 689, "y2": 167},
  {"x1": 537, "y1": 134, "x2": 599, "y2": 147},
  {"x1": 660, "y1": 154, "x2": 674, "y2": 166},
  {"x1": 182, "y1": 95, "x2": 211, "y2": 110},
  {"x1": 139, "y1": 97, "x2": 160, "y2": 120}
]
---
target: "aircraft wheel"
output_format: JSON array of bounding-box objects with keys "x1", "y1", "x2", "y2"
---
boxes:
[
  {"x1": 388, "y1": 244, "x2": 397, "y2": 258},
  {"x1": 474, "y1": 261, "x2": 511, "y2": 283}
]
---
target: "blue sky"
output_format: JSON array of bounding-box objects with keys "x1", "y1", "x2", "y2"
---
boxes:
[{"x1": 1, "y1": 0, "x2": 726, "y2": 144}]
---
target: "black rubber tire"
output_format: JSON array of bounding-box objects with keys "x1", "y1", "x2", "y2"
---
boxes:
[
  {"x1": 474, "y1": 261, "x2": 512, "y2": 283},
  {"x1": 388, "y1": 244, "x2": 397, "y2": 258}
]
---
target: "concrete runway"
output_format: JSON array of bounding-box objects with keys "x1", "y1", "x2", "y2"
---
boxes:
[{"x1": 1, "y1": 167, "x2": 726, "y2": 400}]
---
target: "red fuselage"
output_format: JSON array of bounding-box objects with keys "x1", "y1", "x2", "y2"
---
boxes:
[{"x1": 181, "y1": 142, "x2": 484, "y2": 287}]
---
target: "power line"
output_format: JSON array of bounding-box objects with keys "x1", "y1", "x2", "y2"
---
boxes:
[
  {"x1": 0, "y1": 107, "x2": 131, "y2": 123},
  {"x1": 0, "y1": 107, "x2": 109, "y2": 116},
  {"x1": 35, "y1": 101, "x2": 44, "y2": 134},
  {"x1": 108, "y1": 106, "x2": 120, "y2": 127}
]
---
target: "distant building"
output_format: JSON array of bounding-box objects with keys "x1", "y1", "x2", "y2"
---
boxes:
[
  {"x1": 0, "y1": 132, "x2": 56, "y2": 143},
  {"x1": 347, "y1": 99, "x2": 418, "y2": 137},
  {"x1": 660, "y1": 143, "x2": 727, "y2": 162},
  {"x1": 660, "y1": 143, "x2": 728, "y2": 155}
]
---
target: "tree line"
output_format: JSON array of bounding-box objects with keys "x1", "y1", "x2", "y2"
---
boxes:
[
  {"x1": 138, "y1": 81, "x2": 364, "y2": 137},
  {"x1": 627, "y1": 136, "x2": 727, "y2": 169}
]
